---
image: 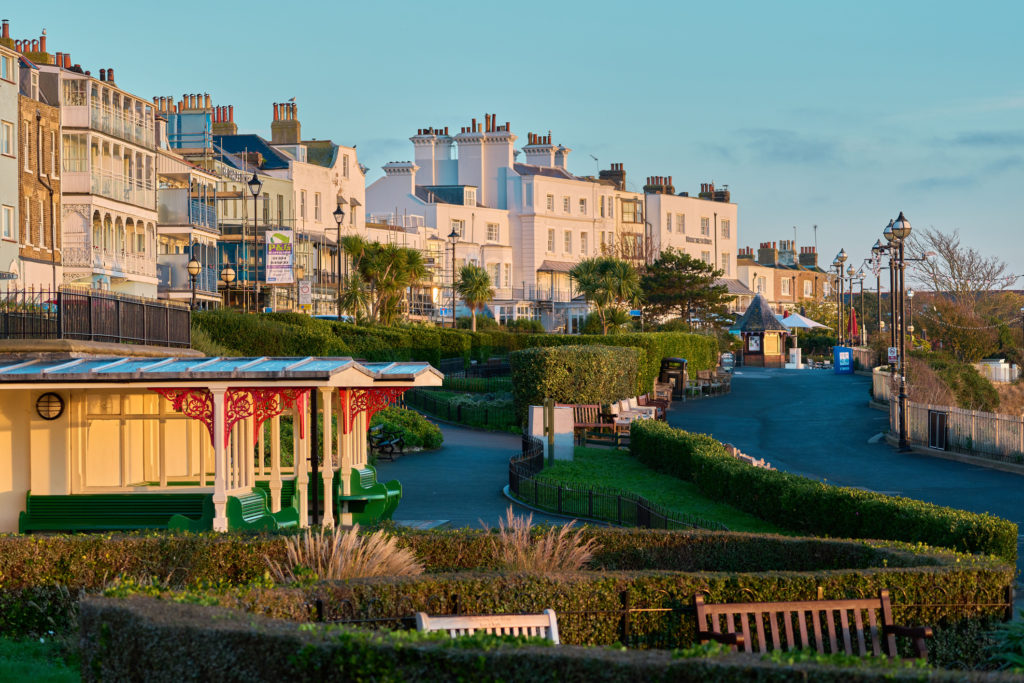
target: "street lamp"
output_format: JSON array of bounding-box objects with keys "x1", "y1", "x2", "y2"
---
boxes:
[
  {"x1": 295, "y1": 263, "x2": 305, "y2": 312},
  {"x1": 247, "y1": 172, "x2": 263, "y2": 314},
  {"x1": 220, "y1": 261, "x2": 236, "y2": 309},
  {"x1": 448, "y1": 226, "x2": 459, "y2": 329},
  {"x1": 887, "y1": 211, "x2": 912, "y2": 451},
  {"x1": 333, "y1": 203, "x2": 346, "y2": 319},
  {"x1": 1020, "y1": 306, "x2": 1024, "y2": 348},
  {"x1": 907, "y1": 288, "x2": 915, "y2": 332},
  {"x1": 187, "y1": 245, "x2": 202, "y2": 311},
  {"x1": 883, "y1": 219, "x2": 896, "y2": 348}
]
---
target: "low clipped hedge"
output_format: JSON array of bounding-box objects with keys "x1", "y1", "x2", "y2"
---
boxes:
[
  {"x1": 510, "y1": 345, "x2": 641, "y2": 421},
  {"x1": 192, "y1": 310, "x2": 718, "y2": 387},
  {"x1": 370, "y1": 407, "x2": 443, "y2": 449},
  {"x1": 629, "y1": 420, "x2": 1019, "y2": 562},
  {"x1": 80, "y1": 597, "x2": 1022, "y2": 682},
  {"x1": 3, "y1": 528, "x2": 1013, "y2": 667}
]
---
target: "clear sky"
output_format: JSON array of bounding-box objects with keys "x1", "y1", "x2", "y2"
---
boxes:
[{"x1": 12, "y1": 0, "x2": 1024, "y2": 277}]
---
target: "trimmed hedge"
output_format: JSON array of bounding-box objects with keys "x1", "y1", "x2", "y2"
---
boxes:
[
  {"x1": 192, "y1": 311, "x2": 718, "y2": 386},
  {"x1": 510, "y1": 345, "x2": 641, "y2": 421},
  {"x1": 80, "y1": 597, "x2": 1023, "y2": 681},
  {"x1": 629, "y1": 420, "x2": 1019, "y2": 562}
]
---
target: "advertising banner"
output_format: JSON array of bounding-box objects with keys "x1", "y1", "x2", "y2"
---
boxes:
[
  {"x1": 833, "y1": 346, "x2": 853, "y2": 374},
  {"x1": 266, "y1": 231, "x2": 294, "y2": 284}
]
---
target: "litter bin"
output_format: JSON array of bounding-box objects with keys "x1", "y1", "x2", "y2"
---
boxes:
[{"x1": 659, "y1": 357, "x2": 688, "y2": 400}]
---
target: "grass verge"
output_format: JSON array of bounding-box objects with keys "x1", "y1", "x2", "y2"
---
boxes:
[
  {"x1": 536, "y1": 447, "x2": 784, "y2": 533},
  {"x1": 0, "y1": 637, "x2": 78, "y2": 682}
]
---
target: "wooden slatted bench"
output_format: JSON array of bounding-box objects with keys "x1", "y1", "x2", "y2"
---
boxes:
[
  {"x1": 19, "y1": 492, "x2": 212, "y2": 533},
  {"x1": 694, "y1": 590, "x2": 932, "y2": 659},
  {"x1": 415, "y1": 609, "x2": 560, "y2": 644},
  {"x1": 336, "y1": 466, "x2": 402, "y2": 524},
  {"x1": 225, "y1": 489, "x2": 299, "y2": 531},
  {"x1": 558, "y1": 403, "x2": 614, "y2": 445}
]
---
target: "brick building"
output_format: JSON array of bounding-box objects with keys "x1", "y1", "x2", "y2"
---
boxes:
[
  {"x1": 736, "y1": 240, "x2": 827, "y2": 313},
  {"x1": 18, "y1": 51, "x2": 61, "y2": 290}
]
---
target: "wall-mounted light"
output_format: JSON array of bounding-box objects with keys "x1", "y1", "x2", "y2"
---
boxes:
[{"x1": 36, "y1": 392, "x2": 64, "y2": 420}]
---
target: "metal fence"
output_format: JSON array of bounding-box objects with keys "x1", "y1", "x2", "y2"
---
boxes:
[
  {"x1": 405, "y1": 388, "x2": 518, "y2": 431},
  {"x1": 894, "y1": 398, "x2": 1024, "y2": 464},
  {"x1": 0, "y1": 287, "x2": 191, "y2": 348},
  {"x1": 509, "y1": 435, "x2": 727, "y2": 531},
  {"x1": 850, "y1": 346, "x2": 881, "y2": 371}
]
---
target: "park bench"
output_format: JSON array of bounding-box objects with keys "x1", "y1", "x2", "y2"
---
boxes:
[
  {"x1": 19, "y1": 491, "x2": 212, "y2": 533},
  {"x1": 368, "y1": 424, "x2": 405, "y2": 461},
  {"x1": 694, "y1": 589, "x2": 932, "y2": 659},
  {"x1": 337, "y1": 466, "x2": 402, "y2": 524},
  {"x1": 638, "y1": 393, "x2": 668, "y2": 419},
  {"x1": 415, "y1": 609, "x2": 560, "y2": 644},
  {"x1": 225, "y1": 489, "x2": 299, "y2": 531}
]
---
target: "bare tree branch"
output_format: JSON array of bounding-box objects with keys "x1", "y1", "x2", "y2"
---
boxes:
[{"x1": 907, "y1": 227, "x2": 1018, "y2": 310}]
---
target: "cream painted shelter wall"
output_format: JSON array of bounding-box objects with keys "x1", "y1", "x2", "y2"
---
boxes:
[{"x1": 0, "y1": 392, "x2": 30, "y2": 532}]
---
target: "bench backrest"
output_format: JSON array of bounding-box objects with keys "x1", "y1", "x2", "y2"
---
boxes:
[
  {"x1": 415, "y1": 610, "x2": 560, "y2": 644},
  {"x1": 695, "y1": 590, "x2": 897, "y2": 657}
]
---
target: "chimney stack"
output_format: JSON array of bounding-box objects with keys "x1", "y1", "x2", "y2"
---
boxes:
[
  {"x1": 107, "y1": 68, "x2": 114, "y2": 84},
  {"x1": 99, "y1": 68, "x2": 106, "y2": 81},
  {"x1": 39, "y1": 31, "x2": 45, "y2": 52},
  {"x1": 599, "y1": 163, "x2": 627, "y2": 191},
  {"x1": 271, "y1": 101, "x2": 301, "y2": 144},
  {"x1": 758, "y1": 241, "x2": 779, "y2": 267},
  {"x1": 1, "y1": 20, "x2": 8, "y2": 40},
  {"x1": 798, "y1": 245, "x2": 818, "y2": 268}
]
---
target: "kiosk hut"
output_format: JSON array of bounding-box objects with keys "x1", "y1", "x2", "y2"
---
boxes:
[
  {"x1": 734, "y1": 294, "x2": 790, "y2": 368},
  {"x1": 0, "y1": 356, "x2": 441, "y2": 533}
]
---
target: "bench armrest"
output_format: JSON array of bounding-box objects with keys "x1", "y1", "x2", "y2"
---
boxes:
[
  {"x1": 697, "y1": 630, "x2": 745, "y2": 649},
  {"x1": 883, "y1": 624, "x2": 933, "y2": 658}
]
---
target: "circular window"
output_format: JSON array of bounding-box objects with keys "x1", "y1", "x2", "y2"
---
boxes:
[{"x1": 36, "y1": 392, "x2": 65, "y2": 420}]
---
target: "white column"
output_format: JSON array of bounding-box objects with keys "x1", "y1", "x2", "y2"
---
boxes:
[
  {"x1": 319, "y1": 387, "x2": 335, "y2": 527},
  {"x1": 212, "y1": 388, "x2": 228, "y2": 531},
  {"x1": 270, "y1": 414, "x2": 282, "y2": 512},
  {"x1": 258, "y1": 421, "x2": 266, "y2": 478},
  {"x1": 245, "y1": 414, "x2": 255, "y2": 489},
  {"x1": 295, "y1": 405, "x2": 309, "y2": 527}
]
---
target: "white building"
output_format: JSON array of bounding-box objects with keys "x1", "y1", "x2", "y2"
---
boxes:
[
  {"x1": 0, "y1": 39, "x2": 19, "y2": 286},
  {"x1": 38, "y1": 59, "x2": 158, "y2": 296}
]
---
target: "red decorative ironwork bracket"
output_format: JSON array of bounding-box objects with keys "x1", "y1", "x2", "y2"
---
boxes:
[
  {"x1": 150, "y1": 388, "x2": 215, "y2": 445},
  {"x1": 151, "y1": 387, "x2": 310, "y2": 448},
  {"x1": 345, "y1": 387, "x2": 409, "y2": 433}
]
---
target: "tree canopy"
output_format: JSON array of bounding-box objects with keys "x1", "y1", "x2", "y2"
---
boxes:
[
  {"x1": 456, "y1": 263, "x2": 495, "y2": 332},
  {"x1": 639, "y1": 249, "x2": 731, "y2": 327},
  {"x1": 569, "y1": 256, "x2": 640, "y2": 335}
]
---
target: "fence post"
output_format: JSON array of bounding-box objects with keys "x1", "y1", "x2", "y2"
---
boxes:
[
  {"x1": 557, "y1": 484, "x2": 562, "y2": 514},
  {"x1": 620, "y1": 591, "x2": 631, "y2": 646},
  {"x1": 587, "y1": 490, "x2": 593, "y2": 518},
  {"x1": 617, "y1": 495, "x2": 622, "y2": 525}
]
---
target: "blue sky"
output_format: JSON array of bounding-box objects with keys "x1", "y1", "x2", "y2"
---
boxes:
[{"x1": 15, "y1": 0, "x2": 1024, "y2": 277}]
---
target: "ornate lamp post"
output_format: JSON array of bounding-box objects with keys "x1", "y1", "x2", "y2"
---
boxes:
[
  {"x1": 247, "y1": 172, "x2": 263, "y2": 313},
  {"x1": 220, "y1": 262, "x2": 236, "y2": 309},
  {"x1": 333, "y1": 203, "x2": 345, "y2": 319},
  {"x1": 448, "y1": 226, "x2": 459, "y2": 329},
  {"x1": 883, "y1": 220, "x2": 896, "y2": 348},
  {"x1": 186, "y1": 244, "x2": 201, "y2": 311},
  {"x1": 295, "y1": 263, "x2": 305, "y2": 311},
  {"x1": 889, "y1": 211, "x2": 912, "y2": 451}
]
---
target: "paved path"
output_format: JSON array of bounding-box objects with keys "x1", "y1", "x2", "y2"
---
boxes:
[
  {"x1": 374, "y1": 420, "x2": 563, "y2": 529},
  {"x1": 668, "y1": 367, "x2": 1024, "y2": 577}
]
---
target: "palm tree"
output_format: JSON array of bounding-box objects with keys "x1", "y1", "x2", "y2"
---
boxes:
[
  {"x1": 456, "y1": 264, "x2": 494, "y2": 332},
  {"x1": 339, "y1": 273, "x2": 369, "y2": 321},
  {"x1": 355, "y1": 243, "x2": 430, "y2": 325},
  {"x1": 570, "y1": 256, "x2": 638, "y2": 334}
]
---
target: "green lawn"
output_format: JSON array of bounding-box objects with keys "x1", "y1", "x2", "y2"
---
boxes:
[
  {"x1": 0, "y1": 638, "x2": 78, "y2": 682},
  {"x1": 536, "y1": 447, "x2": 783, "y2": 533}
]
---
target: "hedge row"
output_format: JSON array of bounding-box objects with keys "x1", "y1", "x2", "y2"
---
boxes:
[
  {"x1": 0, "y1": 528, "x2": 1013, "y2": 658},
  {"x1": 629, "y1": 420, "x2": 1019, "y2": 562},
  {"x1": 510, "y1": 345, "x2": 641, "y2": 420},
  {"x1": 192, "y1": 310, "x2": 719, "y2": 384},
  {"x1": 81, "y1": 597, "x2": 1024, "y2": 682}
]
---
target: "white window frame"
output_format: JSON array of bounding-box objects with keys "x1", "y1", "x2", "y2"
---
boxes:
[
  {"x1": 314, "y1": 192, "x2": 321, "y2": 221},
  {"x1": 37, "y1": 199, "x2": 44, "y2": 247},
  {"x1": 546, "y1": 194, "x2": 554, "y2": 211},
  {"x1": 547, "y1": 229, "x2": 555, "y2": 252},
  {"x1": 721, "y1": 253, "x2": 730, "y2": 276},
  {"x1": 0, "y1": 121, "x2": 12, "y2": 156},
  {"x1": 564, "y1": 231, "x2": 572, "y2": 253},
  {"x1": 503, "y1": 263, "x2": 511, "y2": 288},
  {"x1": 299, "y1": 190, "x2": 306, "y2": 220},
  {"x1": 23, "y1": 122, "x2": 30, "y2": 171},
  {"x1": 804, "y1": 280, "x2": 813, "y2": 297},
  {"x1": 666, "y1": 213, "x2": 672, "y2": 232},
  {"x1": 451, "y1": 219, "x2": 465, "y2": 238},
  {"x1": 677, "y1": 213, "x2": 685, "y2": 234},
  {"x1": 579, "y1": 198, "x2": 586, "y2": 214},
  {"x1": 486, "y1": 222, "x2": 499, "y2": 242},
  {"x1": 1, "y1": 205, "x2": 14, "y2": 240},
  {"x1": 580, "y1": 232, "x2": 588, "y2": 255},
  {"x1": 701, "y1": 250, "x2": 711, "y2": 264},
  {"x1": 781, "y1": 278, "x2": 791, "y2": 296},
  {"x1": 562, "y1": 196, "x2": 570, "y2": 213},
  {"x1": 700, "y1": 217, "x2": 710, "y2": 236},
  {"x1": 721, "y1": 219, "x2": 730, "y2": 238}
]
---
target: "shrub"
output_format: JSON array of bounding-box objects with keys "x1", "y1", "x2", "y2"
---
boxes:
[
  {"x1": 506, "y1": 318, "x2": 544, "y2": 333},
  {"x1": 487, "y1": 507, "x2": 599, "y2": 572},
  {"x1": 80, "y1": 598, "x2": 1024, "y2": 682},
  {"x1": 987, "y1": 610, "x2": 1024, "y2": 672},
  {"x1": 510, "y1": 345, "x2": 641, "y2": 420},
  {"x1": 403, "y1": 390, "x2": 518, "y2": 431},
  {"x1": 370, "y1": 407, "x2": 442, "y2": 449},
  {"x1": 629, "y1": 420, "x2": 1018, "y2": 562},
  {"x1": 267, "y1": 526, "x2": 423, "y2": 583}
]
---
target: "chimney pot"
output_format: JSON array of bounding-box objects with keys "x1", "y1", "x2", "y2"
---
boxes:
[
  {"x1": 228, "y1": 105, "x2": 234, "y2": 122},
  {"x1": 204, "y1": 94, "x2": 210, "y2": 109},
  {"x1": 1, "y1": 20, "x2": 8, "y2": 40},
  {"x1": 63, "y1": 54, "x2": 70, "y2": 68},
  {"x1": 273, "y1": 103, "x2": 279, "y2": 121},
  {"x1": 99, "y1": 68, "x2": 106, "y2": 81},
  {"x1": 39, "y1": 34, "x2": 45, "y2": 52},
  {"x1": 55, "y1": 51, "x2": 62, "y2": 66},
  {"x1": 107, "y1": 68, "x2": 114, "y2": 83},
  {"x1": 31, "y1": 39, "x2": 38, "y2": 52}
]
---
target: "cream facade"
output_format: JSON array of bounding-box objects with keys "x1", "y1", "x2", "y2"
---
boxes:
[{"x1": 0, "y1": 43, "x2": 19, "y2": 285}]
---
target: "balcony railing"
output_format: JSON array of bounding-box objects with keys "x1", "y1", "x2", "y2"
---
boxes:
[
  {"x1": 157, "y1": 257, "x2": 218, "y2": 295},
  {"x1": 0, "y1": 287, "x2": 190, "y2": 348},
  {"x1": 157, "y1": 189, "x2": 218, "y2": 232},
  {"x1": 91, "y1": 170, "x2": 155, "y2": 209},
  {"x1": 90, "y1": 104, "x2": 154, "y2": 148},
  {"x1": 64, "y1": 246, "x2": 157, "y2": 279}
]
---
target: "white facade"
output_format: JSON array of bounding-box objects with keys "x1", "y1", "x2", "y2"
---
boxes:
[
  {"x1": 645, "y1": 190, "x2": 738, "y2": 278},
  {"x1": 0, "y1": 46, "x2": 19, "y2": 285},
  {"x1": 39, "y1": 64, "x2": 158, "y2": 296}
]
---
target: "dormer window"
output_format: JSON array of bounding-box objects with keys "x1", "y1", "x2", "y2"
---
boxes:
[{"x1": 464, "y1": 188, "x2": 476, "y2": 206}]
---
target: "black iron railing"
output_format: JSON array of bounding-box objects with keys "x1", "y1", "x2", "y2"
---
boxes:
[
  {"x1": 509, "y1": 435, "x2": 727, "y2": 531},
  {"x1": 0, "y1": 287, "x2": 191, "y2": 348}
]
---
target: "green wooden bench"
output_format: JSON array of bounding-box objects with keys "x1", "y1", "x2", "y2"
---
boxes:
[
  {"x1": 225, "y1": 488, "x2": 299, "y2": 531},
  {"x1": 338, "y1": 466, "x2": 402, "y2": 524},
  {"x1": 19, "y1": 491, "x2": 212, "y2": 533},
  {"x1": 368, "y1": 424, "x2": 404, "y2": 461}
]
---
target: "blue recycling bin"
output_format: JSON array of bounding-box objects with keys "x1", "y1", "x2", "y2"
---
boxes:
[{"x1": 833, "y1": 346, "x2": 853, "y2": 374}]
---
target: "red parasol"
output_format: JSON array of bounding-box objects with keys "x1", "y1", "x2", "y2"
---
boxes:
[{"x1": 847, "y1": 308, "x2": 859, "y2": 344}]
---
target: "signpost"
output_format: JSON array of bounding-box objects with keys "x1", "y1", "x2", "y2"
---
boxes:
[
  {"x1": 887, "y1": 346, "x2": 898, "y2": 364},
  {"x1": 265, "y1": 231, "x2": 295, "y2": 285}
]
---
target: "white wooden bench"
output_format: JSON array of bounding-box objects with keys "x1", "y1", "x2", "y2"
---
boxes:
[{"x1": 414, "y1": 609, "x2": 560, "y2": 644}]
